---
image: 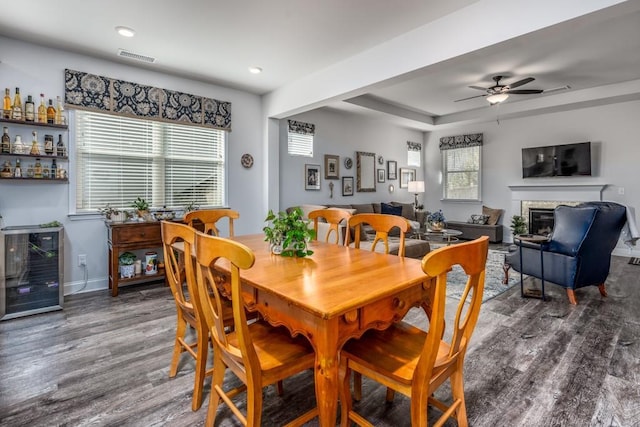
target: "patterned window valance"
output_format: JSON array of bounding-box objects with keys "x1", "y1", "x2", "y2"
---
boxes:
[
  {"x1": 288, "y1": 119, "x2": 315, "y2": 135},
  {"x1": 64, "y1": 69, "x2": 231, "y2": 131},
  {"x1": 439, "y1": 133, "x2": 483, "y2": 150}
]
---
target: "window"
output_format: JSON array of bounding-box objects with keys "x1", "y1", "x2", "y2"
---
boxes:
[
  {"x1": 287, "y1": 131, "x2": 313, "y2": 157},
  {"x1": 287, "y1": 119, "x2": 314, "y2": 157},
  {"x1": 75, "y1": 110, "x2": 226, "y2": 212},
  {"x1": 442, "y1": 145, "x2": 481, "y2": 201}
]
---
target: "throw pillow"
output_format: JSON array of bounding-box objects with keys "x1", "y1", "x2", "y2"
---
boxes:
[
  {"x1": 482, "y1": 205, "x2": 504, "y2": 226},
  {"x1": 391, "y1": 201, "x2": 415, "y2": 220},
  {"x1": 381, "y1": 202, "x2": 403, "y2": 216},
  {"x1": 470, "y1": 214, "x2": 490, "y2": 225}
]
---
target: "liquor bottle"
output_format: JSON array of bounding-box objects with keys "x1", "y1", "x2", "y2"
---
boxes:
[
  {"x1": 55, "y1": 96, "x2": 63, "y2": 124},
  {"x1": 25, "y1": 95, "x2": 35, "y2": 122},
  {"x1": 44, "y1": 134, "x2": 54, "y2": 155},
  {"x1": 14, "y1": 158, "x2": 22, "y2": 178},
  {"x1": 37, "y1": 94, "x2": 47, "y2": 123},
  {"x1": 51, "y1": 158, "x2": 57, "y2": 179},
  {"x1": 56, "y1": 134, "x2": 66, "y2": 157},
  {"x1": 1, "y1": 127, "x2": 10, "y2": 153},
  {"x1": 46, "y1": 99, "x2": 56, "y2": 124},
  {"x1": 3, "y1": 88, "x2": 11, "y2": 119},
  {"x1": 13, "y1": 135, "x2": 25, "y2": 154},
  {"x1": 30, "y1": 131, "x2": 40, "y2": 155},
  {"x1": 34, "y1": 158, "x2": 42, "y2": 178},
  {"x1": 12, "y1": 87, "x2": 23, "y2": 121}
]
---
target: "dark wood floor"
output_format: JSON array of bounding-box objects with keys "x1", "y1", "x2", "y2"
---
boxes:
[{"x1": 1, "y1": 255, "x2": 638, "y2": 426}]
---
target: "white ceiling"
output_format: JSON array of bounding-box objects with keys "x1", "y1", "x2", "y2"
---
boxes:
[{"x1": 1, "y1": 0, "x2": 639, "y2": 131}]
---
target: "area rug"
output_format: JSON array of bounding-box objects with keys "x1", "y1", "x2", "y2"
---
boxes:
[{"x1": 430, "y1": 245, "x2": 520, "y2": 302}]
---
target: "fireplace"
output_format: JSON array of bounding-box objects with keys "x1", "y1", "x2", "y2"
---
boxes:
[{"x1": 529, "y1": 208, "x2": 555, "y2": 236}]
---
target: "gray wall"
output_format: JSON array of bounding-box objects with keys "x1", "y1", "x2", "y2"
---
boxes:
[
  {"x1": 279, "y1": 108, "x2": 425, "y2": 211},
  {"x1": 0, "y1": 36, "x2": 264, "y2": 294}
]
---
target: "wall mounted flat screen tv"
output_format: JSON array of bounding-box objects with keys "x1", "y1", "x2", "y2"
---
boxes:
[{"x1": 522, "y1": 142, "x2": 592, "y2": 178}]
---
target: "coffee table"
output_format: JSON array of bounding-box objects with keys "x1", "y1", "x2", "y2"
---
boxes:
[{"x1": 425, "y1": 228, "x2": 462, "y2": 244}]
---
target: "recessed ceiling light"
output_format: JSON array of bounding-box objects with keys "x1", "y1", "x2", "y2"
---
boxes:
[
  {"x1": 115, "y1": 26, "x2": 136, "y2": 38},
  {"x1": 248, "y1": 66, "x2": 263, "y2": 74}
]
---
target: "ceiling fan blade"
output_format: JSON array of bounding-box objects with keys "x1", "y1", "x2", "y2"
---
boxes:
[
  {"x1": 468, "y1": 85, "x2": 489, "y2": 91},
  {"x1": 508, "y1": 89, "x2": 544, "y2": 94},
  {"x1": 454, "y1": 94, "x2": 487, "y2": 102},
  {"x1": 507, "y1": 77, "x2": 535, "y2": 89}
]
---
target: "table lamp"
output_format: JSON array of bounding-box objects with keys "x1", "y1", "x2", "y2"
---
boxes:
[{"x1": 407, "y1": 180, "x2": 425, "y2": 210}]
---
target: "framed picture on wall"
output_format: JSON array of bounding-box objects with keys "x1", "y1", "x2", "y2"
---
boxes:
[
  {"x1": 377, "y1": 168, "x2": 385, "y2": 183},
  {"x1": 399, "y1": 167, "x2": 415, "y2": 188},
  {"x1": 342, "y1": 176, "x2": 354, "y2": 196},
  {"x1": 305, "y1": 164, "x2": 321, "y2": 190},
  {"x1": 387, "y1": 160, "x2": 397, "y2": 180},
  {"x1": 324, "y1": 154, "x2": 340, "y2": 179}
]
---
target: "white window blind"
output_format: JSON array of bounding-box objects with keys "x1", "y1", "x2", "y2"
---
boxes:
[
  {"x1": 287, "y1": 132, "x2": 313, "y2": 157},
  {"x1": 442, "y1": 145, "x2": 481, "y2": 201},
  {"x1": 75, "y1": 110, "x2": 226, "y2": 212}
]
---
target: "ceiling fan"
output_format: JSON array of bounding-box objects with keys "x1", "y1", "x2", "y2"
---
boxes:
[{"x1": 455, "y1": 75, "x2": 544, "y2": 104}]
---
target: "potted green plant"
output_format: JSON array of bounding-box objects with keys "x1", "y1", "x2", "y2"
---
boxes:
[
  {"x1": 98, "y1": 204, "x2": 125, "y2": 222},
  {"x1": 118, "y1": 251, "x2": 137, "y2": 278},
  {"x1": 426, "y1": 209, "x2": 446, "y2": 231},
  {"x1": 510, "y1": 215, "x2": 528, "y2": 236},
  {"x1": 263, "y1": 207, "x2": 315, "y2": 257},
  {"x1": 131, "y1": 197, "x2": 150, "y2": 219}
]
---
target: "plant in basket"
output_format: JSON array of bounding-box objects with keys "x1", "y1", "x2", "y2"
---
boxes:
[{"x1": 263, "y1": 207, "x2": 315, "y2": 257}]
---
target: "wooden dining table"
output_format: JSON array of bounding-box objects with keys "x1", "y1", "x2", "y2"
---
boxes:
[{"x1": 210, "y1": 234, "x2": 432, "y2": 426}]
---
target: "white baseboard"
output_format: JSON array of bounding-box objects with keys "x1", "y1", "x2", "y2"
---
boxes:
[{"x1": 64, "y1": 277, "x2": 108, "y2": 296}]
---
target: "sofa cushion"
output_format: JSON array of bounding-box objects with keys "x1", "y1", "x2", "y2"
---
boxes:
[
  {"x1": 300, "y1": 204, "x2": 327, "y2": 219},
  {"x1": 351, "y1": 203, "x2": 375, "y2": 214},
  {"x1": 482, "y1": 205, "x2": 504, "y2": 225},
  {"x1": 391, "y1": 202, "x2": 415, "y2": 220},
  {"x1": 381, "y1": 202, "x2": 403, "y2": 216}
]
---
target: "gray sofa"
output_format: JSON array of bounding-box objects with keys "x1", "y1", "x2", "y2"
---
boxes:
[{"x1": 293, "y1": 202, "x2": 430, "y2": 259}]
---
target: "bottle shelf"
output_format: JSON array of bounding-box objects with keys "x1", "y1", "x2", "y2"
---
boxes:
[
  {"x1": 0, "y1": 153, "x2": 68, "y2": 160},
  {"x1": 0, "y1": 115, "x2": 68, "y2": 129},
  {"x1": 0, "y1": 177, "x2": 68, "y2": 182}
]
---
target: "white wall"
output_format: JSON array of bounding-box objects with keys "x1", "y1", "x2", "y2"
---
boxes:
[
  {"x1": 278, "y1": 108, "x2": 425, "y2": 211},
  {"x1": 423, "y1": 99, "x2": 640, "y2": 254},
  {"x1": 0, "y1": 36, "x2": 264, "y2": 294}
]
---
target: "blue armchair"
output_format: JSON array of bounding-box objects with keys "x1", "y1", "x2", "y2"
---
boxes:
[{"x1": 505, "y1": 201, "x2": 626, "y2": 304}]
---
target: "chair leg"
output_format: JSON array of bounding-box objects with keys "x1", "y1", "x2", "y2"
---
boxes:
[
  {"x1": 246, "y1": 382, "x2": 263, "y2": 427},
  {"x1": 191, "y1": 328, "x2": 209, "y2": 411},
  {"x1": 566, "y1": 289, "x2": 578, "y2": 305},
  {"x1": 170, "y1": 316, "x2": 187, "y2": 377},
  {"x1": 598, "y1": 283, "x2": 608, "y2": 297},
  {"x1": 206, "y1": 352, "x2": 225, "y2": 426},
  {"x1": 353, "y1": 372, "x2": 362, "y2": 401},
  {"x1": 276, "y1": 380, "x2": 284, "y2": 396},
  {"x1": 449, "y1": 361, "x2": 468, "y2": 427}
]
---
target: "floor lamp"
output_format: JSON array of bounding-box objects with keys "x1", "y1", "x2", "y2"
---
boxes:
[{"x1": 408, "y1": 180, "x2": 425, "y2": 213}]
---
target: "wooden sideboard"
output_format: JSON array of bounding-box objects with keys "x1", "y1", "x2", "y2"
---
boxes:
[{"x1": 106, "y1": 221, "x2": 166, "y2": 297}]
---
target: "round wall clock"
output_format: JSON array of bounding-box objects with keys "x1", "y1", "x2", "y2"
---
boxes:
[
  {"x1": 241, "y1": 153, "x2": 254, "y2": 169},
  {"x1": 344, "y1": 157, "x2": 353, "y2": 169},
  {"x1": 378, "y1": 155, "x2": 384, "y2": 165}
]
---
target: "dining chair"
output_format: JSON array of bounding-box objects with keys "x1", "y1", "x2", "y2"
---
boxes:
[
  {"x1": 184, "y1": 209, "x2": 240, "y2": 236},
  {"x1": 338, "y1": 236, "x2": 489, "y2": 427},
  {"x1": 346, "y1": 213, "x2": 411, "y2": 256},
  {"x1": 308, "y1": 208, "x2": 352, "y2": 245},
  {"x1": 162, "y1": 220, "x2": 232, "y2": 411},
  {"x1": 194, "y1": 231, "x2": 318, "y2": 426}
]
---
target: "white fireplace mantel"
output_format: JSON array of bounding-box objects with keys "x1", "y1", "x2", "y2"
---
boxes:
[{"x1": 509, "y1": 184, "x2": 607, "y2": 203}]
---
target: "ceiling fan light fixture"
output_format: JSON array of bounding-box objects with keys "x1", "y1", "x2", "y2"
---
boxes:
[{"x1": 487, "y1": 93, "x2": 509, "y2": 104}]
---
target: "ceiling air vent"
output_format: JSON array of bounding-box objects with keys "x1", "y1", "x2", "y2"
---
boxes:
[{"x1": 117, "y1": 49, "x2": 156, "y2": 64}]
